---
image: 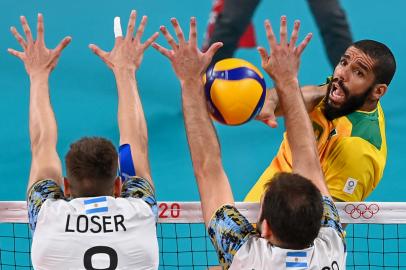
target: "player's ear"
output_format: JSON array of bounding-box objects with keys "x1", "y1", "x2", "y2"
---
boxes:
[
  {"x1": 260, "y1": 219, "x2": 272, "y2": 239},
  {"x1": 370, "y1": 83, "x2": 387, "y2": 101},
  {"x1": 113, "y1": 176, "x2": 122, "y2": 197},
  {"x1": 63, "y1": 177, "x2": 71, "y2": 197}
]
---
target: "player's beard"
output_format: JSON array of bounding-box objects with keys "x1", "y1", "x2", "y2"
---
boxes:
[{"x1": 323, "y1": 79, "x2": 374, "y2": 121}]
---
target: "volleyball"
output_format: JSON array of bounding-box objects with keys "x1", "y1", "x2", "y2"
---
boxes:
[{"x1": 204, "y1": 58, "x2": 266, "y2": 125}]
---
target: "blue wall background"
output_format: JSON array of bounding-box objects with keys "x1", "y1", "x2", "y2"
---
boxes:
[{"x1": 0, "y1": 0, "x2": 404, "y2": 202}]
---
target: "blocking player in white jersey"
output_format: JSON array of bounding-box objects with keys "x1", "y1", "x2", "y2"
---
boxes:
[
  {"x1": 9, "y1": 11, "x2": 159, "y2": 269},
  {"x1": 154, "y1": 16, "x2": 346, "y2": 269}
]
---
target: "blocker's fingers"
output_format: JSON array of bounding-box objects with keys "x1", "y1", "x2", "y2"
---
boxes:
[
  {"x1": 89, "y1": 44, "x2": 108, "y2": 58},
  {"x1": 114, "y1": 17, "x2": 123, "y2": 38},
  {"x1": 264, "y1": 20, "x2": 277, "y2": 49},
  {"x1": 54, "y1": 36, "x2": 72, "y2": 53},
  {"x1": 295, "y1": 33, "x2": 313, "y2": 55},
  {"x1": 37, "y1": 13, "x2": 45, "y2": 45},
  {"x1": 135, "y1": 15, "x2": 148, "y2": 42},
  {"x1": 170, "y1": 18, "x2": 185, "y2": 44},
  {"x1": 205, "y1": 42, "x2": 223, "y2": 60},
  {"x1": 10, "y1": 27, "x2": 27, "y2": 49},
  {"x1": 20, "y1": 16, "x2": 33, "y2": 44},
  {"x1": 257, "y1": 46, "x2": 269, "y2": 66},
  {"x1": 160, "y1": 25, "x2": 178, "y2": 50},
  {"x1": 279, "y1": 15, "x2": 287, "y2": 47},
  {"x1": 152, "y1": 42, "x2": 172, "y2": 58},
  {"x1": 7, "y1": 48, "x2": 24, "y2": 59},
  {"x1": 189, "y1": 17, "x2": 197, "y2": 47},
  {"x1": 142, "y1": 32, "x2": 159, "y2": 50},
  {"x1": 289, "y1": 20, "x2": 300, "y2": 50},
  {"x1": 125, "y1": 10, "x2": 137, "y2": 40}
]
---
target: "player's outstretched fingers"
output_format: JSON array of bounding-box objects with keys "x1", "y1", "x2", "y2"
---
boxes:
[
  {"x1": 257, "y1": 46, "x2": 269, "y2": 67},
  {"x1": 159, "y1": 25, "x2": 178, "y2": 50},
  {"x1": 125, "y1": 10, "x2": 137, "y2": 40},
  {"x1": 289, "y1": 20, "x2": 300, "y2": 50},
  {"x1": 205, "y1": 42, "x2": 223, "y2": 60},
  {"x1": 10, "y1": 27, "x2": 27, "y2": 49},
  {"x1": 152, "y1": 42, "x2": 172, "y2": 59},
  {"x1": 170, "y1": 18, "x2": 185, "y2": 45},
  {"x1": 37, "y1": 13, "x2": 45, "y2": 46},
  {"x1": 54, "y1": 36, "x2": 72, "y2": 54},
  {"x1": 114, "y1": 17, "x2": 123, "y2": 39},
  {"x1": 279, "y1": 15, "x2": 287, "y2": 47},
  {"x1": 142, "y1": 32, "x2": 159, "y2": 50},
  {"x1": 295, "y1": 33, "x2": 313, "y2": 56},
  {"x1": 7, "y1": 48, "x2": 24, "y2": 59},
  {"x1": 20, "y1": 16, "x2": 33, "y2": 44},
  {"x1": 89, "y1": 44, "x2": 107, "y2": 57},
  {"x1": 189, "y1": 17, "x2": 197, "y2": 47},
  {"x1": 135, "y1": 16, "x2": 147, "y2": 43},
  {"x1": 264, "y1": 20, "x2": 277, "y2": 50}
]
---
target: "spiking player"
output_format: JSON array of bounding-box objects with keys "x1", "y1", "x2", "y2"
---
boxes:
[{"x1": 246, "y1": 38, "x2": 396, "y2": 203}]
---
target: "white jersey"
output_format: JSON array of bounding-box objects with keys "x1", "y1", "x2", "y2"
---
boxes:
[
  {"x1": 207, "y1": 196, "x2": 346, "y2": 269},
  {"x1": 28, "y1": 178, "x2": 158, "y2": 270},
  {"x1": 230, "y1": 227, "x2": 346, "y2": 269}
]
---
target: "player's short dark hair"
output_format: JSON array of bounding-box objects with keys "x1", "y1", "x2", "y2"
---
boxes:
[
  {"x1": 259, "y1": 172, "x2": 323, "y2": 249},
  {"x1": 352, "y1": 40, "x2": 396, "y2": 85},
  {"x1": 65, "y1": 137, "x2": 118, "y2": 197}
]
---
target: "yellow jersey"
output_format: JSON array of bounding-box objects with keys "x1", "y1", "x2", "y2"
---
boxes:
[{"x1": 245, "y1": 100, "x2": 387, "y2": 202}]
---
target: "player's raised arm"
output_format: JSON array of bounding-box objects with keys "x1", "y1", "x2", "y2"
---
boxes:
[
  {"x1": 89, "y1": 10, "x2": 158, "y2": 186},
  {"x1": 257, "y1": 16, "x2": 330, "y2": 196},
  {"x1": 152, "y1": 18, "x2": 228, "y2": 226},
  {"x1": 8, "y1": 14, "x2": 71, "y2": 191}
]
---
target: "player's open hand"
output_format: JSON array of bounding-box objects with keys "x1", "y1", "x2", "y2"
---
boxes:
[
  {"x1": 89, "y1": 10, "x2": 158, "y2": 74},
  {"x1": 258, "y1": 16, "x2": 312, "y2": 85},
  {"x1": 8, "y1": 14, "x2": 71, "y2": 77},
  {"x1": 152, "y1": 17, "x2": 223, "y2": 83}
]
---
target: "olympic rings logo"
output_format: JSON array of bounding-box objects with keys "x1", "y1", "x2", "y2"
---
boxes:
[{"x1": 344, "y1": 203, "x2": 380, "y2": 219}]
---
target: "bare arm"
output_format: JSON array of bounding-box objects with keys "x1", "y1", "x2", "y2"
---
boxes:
[
  {"x1": 258, "y1": 17, "x2": 330, "y2": 197},
  {"x1": 8, "y1": 14, "x2": 71, "y2": 191},
  {"x1": 153, "y1": 18, "x2": 228, "y2": 226},
  {"x1": 181, "y1": 79, "x2": 233, "y2": 226},
  {"x1": 89, "y1": 11, "x2": 158, "y2": 186},
  {"x1": 256, "y1": 84, "x2": 327, "y2": 127}
]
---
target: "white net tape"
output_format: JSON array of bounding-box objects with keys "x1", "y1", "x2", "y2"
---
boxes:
[{"x1": 1, "y1": 201, "x2": 406, "y2": 224}]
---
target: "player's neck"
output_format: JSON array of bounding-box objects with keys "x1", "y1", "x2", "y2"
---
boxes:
[{"x1": 358, "y1": 99, "x2": 378, "y2": 112}]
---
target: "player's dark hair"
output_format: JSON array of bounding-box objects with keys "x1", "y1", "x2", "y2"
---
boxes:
[
  {"x1": 65, "y1": 137, "x2": 118, "y2": 197},
  {"x1": 352, "y1": 40, "x2": 396, "y2": 85},
  {"x1": 259, "y1": 172, "x2": 323, "y2": 249}
]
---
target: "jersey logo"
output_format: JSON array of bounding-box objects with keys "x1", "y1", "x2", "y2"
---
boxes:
[
  {"x1": 343, "y1": 178, "x2": 358, "y2": 195},
  {"x1": 286, "y1": 251, "x2": 308, "y2": 269},
  {"x1": 84, "y1": 197, "x2": 108, "y2": 214},
  {"x1": 328, "y1": 128, "x2": 337, "y2": 139}
]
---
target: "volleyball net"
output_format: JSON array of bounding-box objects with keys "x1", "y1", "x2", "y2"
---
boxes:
[{"x1": 1, "y1": 201, "x2": 406, "y2": 269}]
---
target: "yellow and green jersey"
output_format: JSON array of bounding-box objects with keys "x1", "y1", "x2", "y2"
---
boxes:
[{"x1": 245, "y1": 100, "x2": 387, "y2": 202}]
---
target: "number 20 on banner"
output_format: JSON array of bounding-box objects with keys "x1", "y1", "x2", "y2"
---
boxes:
[{"x1": 158, "y1": 203, "x2": 180, "y2": 219}]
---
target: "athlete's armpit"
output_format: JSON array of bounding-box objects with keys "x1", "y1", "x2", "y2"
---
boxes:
[
  {"x1": 121, "y1": 176, "x2": 157, "y2": 216},
  {"x1": 321, "y1": 196, "x2": 345, "y2": 245},
  {"x1": 27, "y1": 179, "x2": 65, "y2": 232},
  {"x1": 208, "y1": 205, "x2": 256, "y2": 269}
]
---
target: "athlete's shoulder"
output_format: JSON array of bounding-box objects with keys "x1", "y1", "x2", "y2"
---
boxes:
[{"x1": 344, "y1": 105, "x2": 385, "y2": 150}]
